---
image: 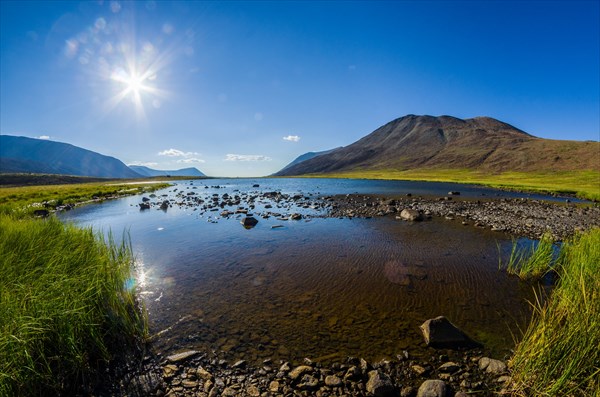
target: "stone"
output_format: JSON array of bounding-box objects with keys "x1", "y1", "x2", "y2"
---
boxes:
[
  {"x1": 162, "y1": 364, "x2": 178, "y2": 379},
  {"x1": 298, "y1": 374, "x2": 320, "y2": 390},
  {"x1": 241, "y1": 216, "x2": 259, "y2": 228},
  {"x1": 222, "y1": 386, "x2": 238, "y2": 396},
  {"x1": 290, "y1": 213, "x2": 302, "y2": 220},
  {"x1": 232, "y1": 360, "x2": 246, "y2": 368},
  {"x1": 344, "y1": 365, "x2": 361, "y2": 380},
  {"x1": 166, "y1": 350, "x2": 199, "y2": 363},
  {"x1": 196, "y1": 366, "x2": 213, "y2": 381},
  {"x1": 139, "y1": 202, "x2": 151, "y2": 210},
  {"x1": 401, "y1": 386, "x2": 416, "y2": 397},
  {"x1": 438, "y1": 362, "x2": 460, "y2": 373},
  {"x1": 269, "y1": 380, "x2": 280, "y2": 392},
  {"x1": 417, "y1": 379, "x2": 447, "y2": 397},
  {"x1": 411, "y1": 365, "x2": 429, "y2": 376},
  {"x1": 160, "y1": 200, "x2": 170, "y2": 210},
  {"x1": 325, "y1": 375, "x2": 343, "y2": 387},
  {"x1": 33, "y1": 209, "x2": 50, "y2": 217},
  {"x1": 366, "y1": 370, "x2": 395, "y2": 396},
  {"x1": 419, "y1": 316, "x2": 481, "y2": 348},
  {"x1": 478, "y1": 357, "x2": 507, "y2": 375},
  {"x1": 182, "y1": 379, "x2": 198, "y2": 388},
  {"x1": 400, "y1": 208, "x2": 423, "y2": 221},
  {"x1": 288, "y1": 365, "x2": 313, "y2": 380},
  {"x1": 246, "y1": 385, "x2": 260, "y2": 396}
]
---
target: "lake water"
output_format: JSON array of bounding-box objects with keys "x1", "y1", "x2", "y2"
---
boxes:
[{"x1": 59, "y1": 178, "x2": 549, "y2": 364}]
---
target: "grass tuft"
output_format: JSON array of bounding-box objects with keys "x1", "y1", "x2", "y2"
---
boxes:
[
  {"x1": 500, "y1": 232, "x2": 557, "y2": 280},
  {"x1": 509, "y1": 228, "x2": 600, "y2": 396},
  {"x1": 0, "y1": 214, "x2": 147, "y2": 395}
]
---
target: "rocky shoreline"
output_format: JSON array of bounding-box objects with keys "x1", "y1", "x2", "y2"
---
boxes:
[
  {"x1": 323, "y1": 193, "x2": 599, "y2": 241},
  {"x1": 118, "y1": 346, "x2": 512, "y2": 397}
]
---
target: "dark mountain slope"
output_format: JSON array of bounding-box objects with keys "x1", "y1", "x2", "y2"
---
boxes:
[
  {"x1": 129, "y1": 165, "x2": 205, "y2": 177},
  {"x1": 0, "y1": 135, "x2": 141, "y2": 178}
]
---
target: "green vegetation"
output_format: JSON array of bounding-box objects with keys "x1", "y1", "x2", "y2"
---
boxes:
[
  {"x1": 0, "y1": 180, "x2": 170, "y2": 216},
  {"x1": 508, "y1": 228, "x2": 600, "y2": 396},
  {"x1": 297, "y1": 168, "x2": 600, "y2": 201},
  {"x1": 0, "y1": 213, "x2": 147, "y2": 395},
  {"x1": 500, "y1": 232, "x2": 556, "y2": 280}
]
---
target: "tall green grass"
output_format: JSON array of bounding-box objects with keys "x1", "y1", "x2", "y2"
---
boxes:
[
  {"x1": 0, "y1": 214, "x2": 147, "y2": 396},
  {"x1": 509, "y1": 228, "x2": 600, "y2": 396},
  {"x1": 500, "y1": 232, "x2": 557, "y2": 280}
]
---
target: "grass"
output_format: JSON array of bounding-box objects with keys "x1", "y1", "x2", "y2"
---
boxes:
[
  {"x1": 508, "y1": 228, "x2": 600, "y2": 396},
  {"x1": 0, "y1": 180, "x2": 170, "y2": 216},
  {"x1": 500, "y1": 232, "x2": 557, "y2": 280},
  {"x1": 293, "y1": 168, "x2": 600, "y2": 201},
  {"x1": 0, "y1": 213, "x2": 147, "y2": 396}
]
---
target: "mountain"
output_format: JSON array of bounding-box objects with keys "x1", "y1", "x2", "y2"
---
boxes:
[
  {"x1": 129, "y1": 165, "x2": 205, "y2": 177},
  {"x1": 275, "y1": 115, "x2": 600, "y2": 176},
  {"x1": 0, "y1": 135, "x2": 141, "y2": 178},
  {"x1": 274, "y1": 148, "x2": 341, "y2": 175}
]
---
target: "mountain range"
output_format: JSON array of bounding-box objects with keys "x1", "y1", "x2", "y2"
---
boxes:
[
  {"x1": 275, "y1": 115, "x2": 599, "y2": 175},
  {"x1": 0, "y1": 135, "x2": 205, "y2": 178}
]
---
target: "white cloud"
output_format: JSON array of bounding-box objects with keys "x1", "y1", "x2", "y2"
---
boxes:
[
  {"x1": 224, "y1": 154, "x2": 272, "y2": 162},
  {"x1": 177, "y1": 158, "x2": 205, "y2": 164},
  {"x1": 283, "y1": 135, "x2": 300, "y2": 142},
  {"x1": 128, "y1": 161, "x2": 159, "y2": 167},
  {"x1": 37, "y1": 135, "x2": 51, "y2": 140},
  {"x1": 158, "y1": 148, "x2": 199, "y2": 157}
]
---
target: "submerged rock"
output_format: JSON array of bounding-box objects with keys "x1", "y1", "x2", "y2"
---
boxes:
[
  {"x1": 241, "y1": 216, "x2": 259, "y2": 228},
  {"x1": 419, "y1": 316, "x2": 481, "y2": 349}
]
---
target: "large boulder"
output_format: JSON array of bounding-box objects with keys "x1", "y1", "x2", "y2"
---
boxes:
[
  {"x1": 400, "y1": 208, "x2": 423, "y2": 221},
  {"x1": 419, "y1": 316, "x2": 481, "y2": 349}
]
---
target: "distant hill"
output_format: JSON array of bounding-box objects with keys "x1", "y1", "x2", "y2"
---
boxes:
[
  {"x1": 273, "y1": 148, "x2": 341, "y2": 175},
  {"x1": 275, "y1": 115, "x2": 600, "y2": 175},
  {"x1": 0, "y1": 135, "x2": 141, "y2": 178},
  {"x1": 129, "y1": 165, "x2": 205, "y2": 177}
]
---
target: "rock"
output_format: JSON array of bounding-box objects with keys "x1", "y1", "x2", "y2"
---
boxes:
[
  {"x1": 162, "y1": 364, "x2": 178, "y2": 379},
  {"x1": 288, "y1": 365, "x2": 313, "y2": 380},
  {"x1": 232, "y1": 360, "x2": 246, "y2": 368},
  {"x1": 419, "y1": 316, "x2": 481, "y2": 348},
  {"x1": 297, "y1": 374, "x2": 319, "y2": 390},
  {"x1": 411, "y1": 365, "x2": 429, "y2": 376},
  {"x1": 196, "y1": 366, "x2": 213, "y2": 380},
  {"x1": 417, "y1": 379, "x2": 447, "y2": 397},
  {"x1": 269, "y1": 380, "x2": 280, "y2": 392},
  {"x1": 253, "y1": 184, "x2": 260, "y2": 187},
  {"x1": 241, "y1": 216, "x2": 259, "y2": 228},
  {"x1": 220, "y1": 210, "x2": 231, "y2": 217},
  {"x1": 246, "y1": 385, "x2": 260, "y2": 396},
  {"x1": 438, "y1": 362, "x2": 460, "y2": 373},
  {"x1": 290, "y1": 213, "x2": 302, "y2": 220},
  {"x1": 166, "y1": 350, "x2": 199, "y2": 363},
  {"x1": 400, "y1": 208, "x2": 423, "y2": 221},
  {"x1": 142, "y1": 197, "x2": 150, "y2": 202},
  {"x1": 160, "y1": 200, "x2": 170, "y2": 210},
  {"x1": 322, "y1": 374, "x2": 341, "y2": 387},
  {"x1": 401, "y1": 386, "x2": 416, "y2": 397},
  {"x1": 366, "y1": 370, "x2": 395, "y2": 396},
  {"x1": 139, "y1": 202, "x2": 151, "y2": 210},
  {"x1": 33, "y1": 209, "x2": 50, "y2": 217},
  {"x1": 478, "y1": 357, "x2": 507, "y2": 375},
  {"x1": 182, "y1": 379, "x2": 198, "y2": 388},
  {"x1": 222, "y1": 386, "x2": 238, "y2": 396},
  {"x1": 448, "y1": 191, "x2": 460, "y2": 196},
  {"x1": 344, "y1": 365, "x2": 361, "y2": 380}
]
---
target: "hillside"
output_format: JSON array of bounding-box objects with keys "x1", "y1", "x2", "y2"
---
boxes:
[
  {"x1": 274, "y1": 148, "x2": 341, "y2": 175},
  {"x1": 129, "y1": 165, "x2": 205, "y2": 177},
  {"x1": 274, "y1": 115, "x2": 600, "y2": 176},
  {"x1": 0, "y1": 135, "x2": 141, "y2": 178}
]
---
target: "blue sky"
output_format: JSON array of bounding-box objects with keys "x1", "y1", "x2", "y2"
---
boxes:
[{"x1": 1, "y1": 1, "x2": 598, "y2": 177}]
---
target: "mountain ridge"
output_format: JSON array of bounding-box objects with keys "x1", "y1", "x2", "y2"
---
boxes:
[
  {"x1": 274, "y1": 115, "x2": 599, "y2": 176},
  {"x1": 129, "y1": 165, "x2": 205, "y2": 177}
]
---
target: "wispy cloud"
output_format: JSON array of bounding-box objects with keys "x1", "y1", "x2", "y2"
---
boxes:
[
  {"x1": 224, "y1": 154, "x2": 272, "y2": 162},
  {"x1": 128, "y1": 161, "x2": 158, "y2": 167},
  {"x1": 37, "y1": 135, "x2": 51, "y2": 140},
  {"x1": 177, "y1": 158, "x2": 205, "y2": 164},
  {"x1": 283, "y1": 135, "x2": 300, "y2": 142},
  {"x1": 158, "y1": 148, "x2": 199, "y2": 157}
]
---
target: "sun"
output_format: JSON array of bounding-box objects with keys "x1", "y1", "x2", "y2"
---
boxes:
[{"x1": 107, "y1": 63, "x2": 162, "y2": 119}]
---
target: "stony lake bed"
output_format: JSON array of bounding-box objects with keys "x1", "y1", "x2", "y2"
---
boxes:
[{"x1": 57, "y1": 178, "x2": 600, "y2": 396}]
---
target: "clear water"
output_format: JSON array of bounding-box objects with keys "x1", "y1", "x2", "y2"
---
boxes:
[{"x1": 59, "y1": 178, "x2": 543, "y2": 364}]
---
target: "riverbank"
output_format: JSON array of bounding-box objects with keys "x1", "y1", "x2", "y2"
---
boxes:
[{"x1": 324, "y1": 193, "x2": 599, "y2": 241}]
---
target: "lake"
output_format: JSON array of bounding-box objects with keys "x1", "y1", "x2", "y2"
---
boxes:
[{"x1": 59, "y1": 178, "x2": 548, "y2": 364}]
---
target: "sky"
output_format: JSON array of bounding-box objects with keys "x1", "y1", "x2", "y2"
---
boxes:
[{"x1": 1, "y1": 1, "x2": 599, "y2": 177}]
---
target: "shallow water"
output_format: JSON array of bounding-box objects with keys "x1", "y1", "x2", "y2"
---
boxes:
[{"x1": 60, "y1": 178, "x2": 542, "y2": 364}]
